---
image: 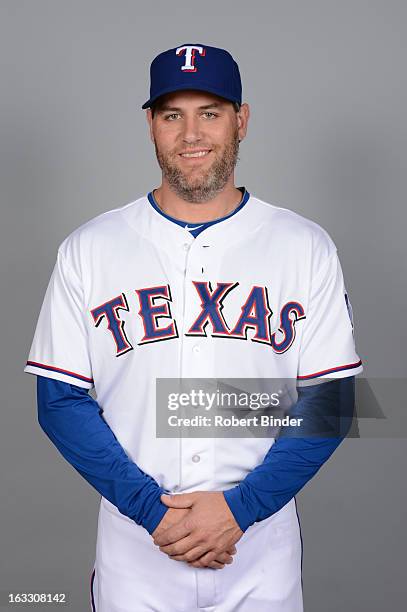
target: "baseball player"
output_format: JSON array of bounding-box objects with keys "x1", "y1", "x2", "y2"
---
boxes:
[{"x1": 24, "y1": 43, "x2": 363, "y2": 611}]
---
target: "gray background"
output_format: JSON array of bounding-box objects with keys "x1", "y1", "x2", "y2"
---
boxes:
[{"x1": 1, "y1": 0, "x2": 406, "y2": 610}]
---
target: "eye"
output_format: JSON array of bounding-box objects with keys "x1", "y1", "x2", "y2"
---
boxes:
[
  {"x1": 164, "y1": 113, "x2": 181, "y2": 121},
  {"x1": 163, "y1": 111, "x2": 218, "y2": 121}
]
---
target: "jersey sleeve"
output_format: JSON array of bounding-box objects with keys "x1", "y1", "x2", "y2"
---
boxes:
[
  {"x1": 24, "y1": 248, "x2": 94, "y2": 389},
  {"x1": 297, "y1": 250, "x2": 363, "y2": 381}
]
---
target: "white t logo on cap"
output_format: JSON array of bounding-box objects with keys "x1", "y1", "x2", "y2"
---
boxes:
[{"x1": 176, "y1": 45, "x2": 206, "y2": 72}]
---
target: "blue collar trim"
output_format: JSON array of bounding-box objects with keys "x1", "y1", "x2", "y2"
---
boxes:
[{"x1": 147, "y1": 187, "x2": 250, "y2": 237}]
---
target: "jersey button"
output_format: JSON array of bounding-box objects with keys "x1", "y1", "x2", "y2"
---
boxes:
[
  {"x1": 183, "y1": 243, "x2": 190, "y2": 251},
  {"x1": 192, "y1": 454, "x2": 201, "y2": 463},
  {"x1": 193, "y1": 345, "x2": 200, "y2": 354}
]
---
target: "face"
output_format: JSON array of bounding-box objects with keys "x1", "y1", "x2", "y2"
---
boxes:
[{"x1": 146, "y1": 90, "x2": 249, "y2": 203}]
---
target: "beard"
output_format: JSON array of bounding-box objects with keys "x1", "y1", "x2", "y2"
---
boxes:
[{"x1": 154, "y1": 129, "x2": 240, "y2": 203}]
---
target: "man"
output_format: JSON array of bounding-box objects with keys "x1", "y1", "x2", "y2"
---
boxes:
[{"x1": 25, "y1": 44, "x2": 363, "y2": 611}]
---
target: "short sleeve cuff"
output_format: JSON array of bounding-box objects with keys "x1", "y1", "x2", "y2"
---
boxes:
[
  {"x1": 297, "y1": 360, "x2": 363, "y2": 382},
  {"x1": 24, "y1": 361, "x2": 94, "y2": 390}
]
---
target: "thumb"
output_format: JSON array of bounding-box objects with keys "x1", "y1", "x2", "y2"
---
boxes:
[{"x1": 161, "y1": 493, "x2": 194, "y2": 509}]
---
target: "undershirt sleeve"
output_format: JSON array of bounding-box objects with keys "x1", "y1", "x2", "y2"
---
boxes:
[
  {"x1": 223, "y1": 376, "x2": 355, "y2": 532},
  {"x1": 36, "y1": 375, "x2": 169, "y2": 535}
]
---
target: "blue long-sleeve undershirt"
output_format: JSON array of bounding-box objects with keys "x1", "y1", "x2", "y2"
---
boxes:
[
  {"x1": 223, "y1": 376, "x2": 355, "y2": 531},
  {"x1": 36, "y1": 375, "x2": 355, "y2": 535},
  {"x1": 36, "y1": 375, "x2": 168, "y2": 535}
]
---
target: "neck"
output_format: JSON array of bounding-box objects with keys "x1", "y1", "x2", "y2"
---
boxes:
[{"x1": 153, "y1": 179, "x2": 243, "y2": 223}]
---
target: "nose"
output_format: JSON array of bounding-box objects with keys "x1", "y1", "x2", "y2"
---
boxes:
[{"x1": 181, "y1": 114, "x2": 202, "y2": 144}]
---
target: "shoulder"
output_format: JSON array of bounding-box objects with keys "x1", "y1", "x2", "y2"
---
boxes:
[
  {"x1": 249, "y1": 194, "x2": 338, "y2": 263},
  {"x1": 55, "y1": 195, "x2": 149, "y2": 278},
  {"x1": 57, "y1": 195, "x2": 148, "y2": 259}
]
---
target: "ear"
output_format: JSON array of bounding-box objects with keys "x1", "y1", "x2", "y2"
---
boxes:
[
  {"x1": 146, "y1": 109, "x2": 154, "y2": 143},
  {"x1": 237, "y1": 103, "x2": 250, "y2": 143}
]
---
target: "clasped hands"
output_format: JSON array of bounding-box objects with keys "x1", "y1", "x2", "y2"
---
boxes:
[{"x1": 152, "y1": 491, "x2": 243, "y2": 570}]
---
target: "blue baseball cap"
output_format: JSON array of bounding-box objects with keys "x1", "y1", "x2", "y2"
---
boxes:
[{"x1": 142, "y1": 43, "x2": 242, "y2": 110}]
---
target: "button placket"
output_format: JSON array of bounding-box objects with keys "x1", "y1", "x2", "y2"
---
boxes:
[
  {"x1": 178, "y1": 238, "x2": 215, "y2": 490},
  {"x1": 182, "y1": 241, "x2": 206, "y2": 371}
]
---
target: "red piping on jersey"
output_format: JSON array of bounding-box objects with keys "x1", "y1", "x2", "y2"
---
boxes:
[
  {"x1": 297, "y1": 360, "x2": 362, "y2": 380},
  {"x1": 26, "y1": 361, "x2": 94, "y2": 383}
]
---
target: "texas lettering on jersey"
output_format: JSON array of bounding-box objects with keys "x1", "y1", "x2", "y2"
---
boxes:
[{"x1": 90, "y1": 281, "x2": 306, "y2": 357}]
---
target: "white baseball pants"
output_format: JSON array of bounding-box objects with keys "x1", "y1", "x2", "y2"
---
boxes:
[{"x1": 90, "y1": 497, "x2": 303, "y2": 612}]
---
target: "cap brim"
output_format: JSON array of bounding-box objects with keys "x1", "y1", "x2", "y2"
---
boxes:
[{"x1": 141, "y1": 83, "x2": 239, "y2": 109}]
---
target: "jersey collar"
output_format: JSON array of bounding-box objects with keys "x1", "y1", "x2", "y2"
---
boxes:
[{"x1": 147, "y1": 187, "x2": 250, "y2": 238}]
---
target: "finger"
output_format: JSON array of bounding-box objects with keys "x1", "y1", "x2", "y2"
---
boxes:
[
  {"x1": 169, "y1": 545, "x2": 207, "y2": 562},
  {"x1": 160, "y1": 493, "x2": 194, "y2": 509},
  {"x1": 213, "y1": 551, "x2": 234, "y2": 564},
  {"x1": 205, "y1": 560, "x2": 226, "y2": 570},
  {"x1": 226, "y1": 545, "x2": 237, "y2": 555},
  {"x1": 187, "y1": 549, "x2": 234, "y2": 568},
  {"x1": 159, "y1": 535, "x2": 200, "y2": 557},
  {"x1": 189, "y1": 559, "x2": 225, "y2": 570},
  {"x1": 193, "y1": 550, "x2": 220, "y2": 567},
  {"x1": 153, "y1": 521, "x2": 192, "y2": 546}
]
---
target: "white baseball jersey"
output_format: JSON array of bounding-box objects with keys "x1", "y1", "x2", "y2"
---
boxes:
[{"x1": 24, "y1": 191, "x2": 362, "y2": 611}]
